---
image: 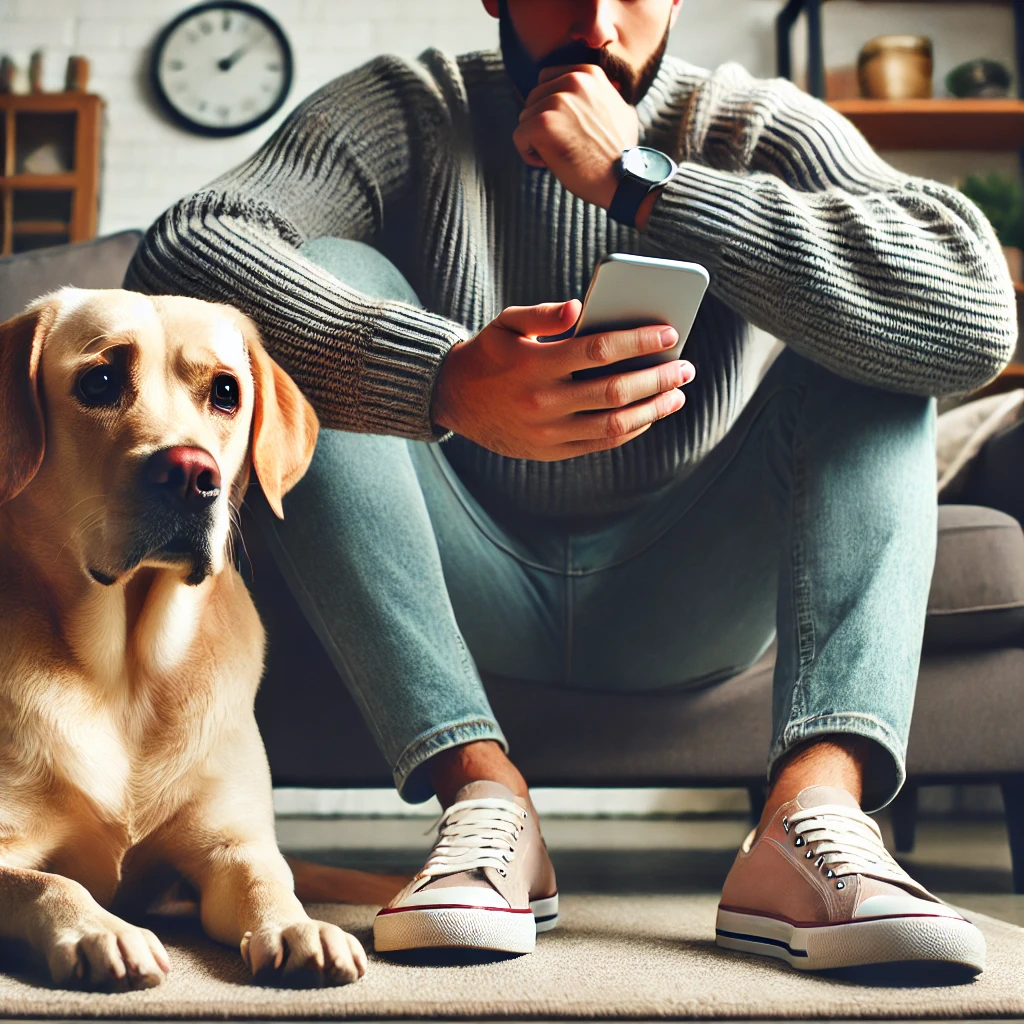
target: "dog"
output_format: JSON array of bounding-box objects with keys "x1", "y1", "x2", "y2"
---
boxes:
[{"x1": 0, "y1": 288, "x2": 403, "y2": 991}]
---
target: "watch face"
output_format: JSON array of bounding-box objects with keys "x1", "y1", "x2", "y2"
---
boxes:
[
  {"x1": 152, "y1": 2, "x2": 294, "y2": 137},
  {"x1": 622, "y1": 147, "x2": 675, "y2": 184}
]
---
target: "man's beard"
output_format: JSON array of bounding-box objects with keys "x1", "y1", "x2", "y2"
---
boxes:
[{"x1": 497, "y1": 0, "x2": 670, "y2": 106}]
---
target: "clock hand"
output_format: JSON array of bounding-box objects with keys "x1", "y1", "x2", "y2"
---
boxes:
[{"x1": 217, "y1": 44, "x2": 252, "y2": 71}]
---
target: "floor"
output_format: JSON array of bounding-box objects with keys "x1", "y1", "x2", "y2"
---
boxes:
[{"x1": 276, "y1": 811, "x2": 1024, "y2": 928}]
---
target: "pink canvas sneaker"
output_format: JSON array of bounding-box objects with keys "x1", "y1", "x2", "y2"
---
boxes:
[
  {"x1": 373, "y1": 781, "x2": 558, "y2": 954},
  {"x1": 716, "y1": 785, "x2": 986, "y2": 973}
]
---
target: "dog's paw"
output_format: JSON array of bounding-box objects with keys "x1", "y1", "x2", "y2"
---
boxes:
[
  {"x1": 241, "y1": 919, "x2": 366, "y2": 987},
  {"x1": 46, "y1": 917, "x2": 171, "y2": 991}
]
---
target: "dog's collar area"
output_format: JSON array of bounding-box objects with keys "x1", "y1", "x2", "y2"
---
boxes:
[{"x1": 88, "y1": 568, "x2": 118, "y2": 586}]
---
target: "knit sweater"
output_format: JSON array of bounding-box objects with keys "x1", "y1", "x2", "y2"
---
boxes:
[{"x1": 125, "y1": 48, "x2": 1017, "y2": 520}]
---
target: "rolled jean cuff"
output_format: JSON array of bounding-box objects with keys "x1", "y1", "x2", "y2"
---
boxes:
[
  {"x1": 766, "y1": 712, "x2": 907, "y2": 814},
  {"x1": 394, "y1": 717, "x2": 509, "y2": 804}
]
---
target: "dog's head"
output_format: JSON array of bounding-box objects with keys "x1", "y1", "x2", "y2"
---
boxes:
[{"x1": 0, "y1": 288, "x2": 318, "y2": 587}]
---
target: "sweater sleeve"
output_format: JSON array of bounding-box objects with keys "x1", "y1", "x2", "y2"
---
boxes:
[
  {"x1": 124, "y1": 54, "x2": 469, "y2": 439},
  {"x1": 642, "y1": 62, "x2": 1018, "y2": 397}
]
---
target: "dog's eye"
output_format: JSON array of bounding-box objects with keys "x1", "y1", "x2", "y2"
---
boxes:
[
  {"x1": 211, "y1": 374, "x2": 239, "y2": 413},
  {"x1": 77, "y1": 364, "x2": 123, "y2": 407}
]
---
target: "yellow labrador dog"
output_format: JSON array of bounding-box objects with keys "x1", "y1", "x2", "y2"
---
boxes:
[{"x1": 0, "y1": 288, "x2": 395, "y2": 991}]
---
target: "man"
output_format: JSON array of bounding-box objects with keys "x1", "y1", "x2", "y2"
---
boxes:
[{"x1": 126, "y1": 0, "x2": 1017, "y2": 974}]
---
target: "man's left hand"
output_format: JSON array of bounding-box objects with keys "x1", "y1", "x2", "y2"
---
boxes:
[{"x1": 514, "y1": 64, "x2": 639, "y2": 210}]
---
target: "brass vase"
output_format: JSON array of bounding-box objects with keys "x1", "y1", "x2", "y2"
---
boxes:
[{"x1": 858, "y1": 36, "x2": 933, "y2": 100}]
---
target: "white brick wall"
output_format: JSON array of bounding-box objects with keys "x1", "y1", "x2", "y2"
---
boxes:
[{"x1": 1, "y1": 0, "x2": 1018, "y2": 236}]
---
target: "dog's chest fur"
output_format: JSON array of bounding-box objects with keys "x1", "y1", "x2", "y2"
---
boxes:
[{"x1": 0, "y1": 568, "x2": 265, "y2": 899}]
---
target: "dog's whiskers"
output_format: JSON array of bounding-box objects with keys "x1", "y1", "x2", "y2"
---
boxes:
[
  {"x1": 57, "y1": 493, "x2": 109, "y2": 520},
  {"x1": 51, "y1": 507, "x2": 107, "y2": 564}
]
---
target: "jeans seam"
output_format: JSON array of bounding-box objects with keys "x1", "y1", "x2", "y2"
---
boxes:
[{"x1": 780, "y1": 366, "x2": 817, "y2": 732}]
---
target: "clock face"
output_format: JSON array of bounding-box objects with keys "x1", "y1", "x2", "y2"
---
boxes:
[{"x1": 152, "y1": 1, "x2": 294, "y2": 137}]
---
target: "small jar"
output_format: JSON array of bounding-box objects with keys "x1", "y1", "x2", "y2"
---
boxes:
[{"x1": 858, "y1": 35, "x2": 933, "y2": 100}]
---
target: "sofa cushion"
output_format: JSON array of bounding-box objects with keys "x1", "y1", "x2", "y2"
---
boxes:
[
  {"x1": 924, "y1": 504, "x2": 1024, "y2": 650},
  {"x1": 0, "y1": 230, "x2": 142, "y2": 321}
]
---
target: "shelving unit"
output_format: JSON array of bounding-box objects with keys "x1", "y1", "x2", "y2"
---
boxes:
[
  {"x1": 0, "y1": 91, "x2": 103, "y2": 257},
  {"x1": 777, "y1": 0, "x2": 1024, "y2": 101}
]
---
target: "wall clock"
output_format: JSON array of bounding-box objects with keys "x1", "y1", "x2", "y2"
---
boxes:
[{"x1": 151, "y1": 1, "x2": 294, "y2": 137}]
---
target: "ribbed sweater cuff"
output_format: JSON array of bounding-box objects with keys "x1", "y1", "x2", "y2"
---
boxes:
[
  {"x1": 356, "y1": 302, "x2": 470, "y2": 441},
  {"x1": 642, "y1": 164, "x2": 742, "y2": 270}
]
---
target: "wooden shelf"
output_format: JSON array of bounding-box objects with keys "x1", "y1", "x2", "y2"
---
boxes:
[
  {"x1": 0, "y1": 92, "x2": 102, "y2": 257},
  {"x1": 829, "y1": 99, "x2": 1024, "y2": 150},
  {"x1": 12, "y1": 220, "x2": 69, "y2": 234}
]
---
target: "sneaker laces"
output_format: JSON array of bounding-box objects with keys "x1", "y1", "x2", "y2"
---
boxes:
[
  {"x1": 416, "y1": 797, "x2": 528, "y2": 882},
  {"x1": 784, "y1": 802, "x2": 931, "y2": 898}
]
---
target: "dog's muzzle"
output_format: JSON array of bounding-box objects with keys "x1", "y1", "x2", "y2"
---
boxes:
[{"x1": 130, "y1": 446, "x2": 225, "y2": 584}]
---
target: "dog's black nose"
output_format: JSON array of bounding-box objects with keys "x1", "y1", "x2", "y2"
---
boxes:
[{"x1": 144, "y1": 446, "x2": 222, "y2": 509}]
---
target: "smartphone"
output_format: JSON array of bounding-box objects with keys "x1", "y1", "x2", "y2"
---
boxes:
[{"x1": 567, "y1": 253, "x2": 709, "y2": 381}]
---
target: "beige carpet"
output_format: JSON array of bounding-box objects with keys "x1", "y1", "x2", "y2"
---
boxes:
[{"x1": 0, "y1": 896, "x2": 1022, "y2": 1019}]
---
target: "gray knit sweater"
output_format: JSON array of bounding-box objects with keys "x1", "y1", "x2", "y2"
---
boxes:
[{"x1": 125, "y1": 48, "x2": 1017, "y2": 519}]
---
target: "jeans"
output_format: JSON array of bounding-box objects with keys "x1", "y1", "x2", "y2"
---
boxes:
[{"x1": 251, "y1": 238, "x2": 938, "y2": 812}]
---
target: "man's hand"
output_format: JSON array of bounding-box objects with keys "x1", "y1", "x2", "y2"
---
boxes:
[
  {"x1": 513, "y1": 64, "x2": 639, "y2": 210},
  {"x1": 431, "y1": 299, "x2": 694, "y2": 462}
]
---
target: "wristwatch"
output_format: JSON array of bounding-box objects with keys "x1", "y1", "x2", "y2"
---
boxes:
[{"x1": 608, "y1": 146, "x2": 677, "y2": 228}]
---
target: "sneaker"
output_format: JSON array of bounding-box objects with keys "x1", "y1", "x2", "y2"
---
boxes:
[
  {"x1": 716, "y1": 785, "x2": 986, "y2": 973},
  {"x1": 373, "y1": 781, "x2": 559, "y2": 954}
]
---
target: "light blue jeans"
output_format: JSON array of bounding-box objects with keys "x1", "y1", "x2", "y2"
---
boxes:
[{"x1": 251, "y1": 238, "x2": 938, "y2": 812}]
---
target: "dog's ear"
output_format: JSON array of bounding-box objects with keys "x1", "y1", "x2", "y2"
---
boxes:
[
  {"x1": 0, "y1": 301, "x2": 58, "y2": 505},
  {"x1": 243, "y1": 320, "x2": 319, "y2": 519}
]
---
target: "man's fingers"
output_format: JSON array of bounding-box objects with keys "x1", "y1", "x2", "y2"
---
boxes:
[
  {"x1": 567, "y1": 388, "x2": 685, "y2": 444},
  {"x1": 496, "y1": 299, "x2": 580, "y2": 339},
  {"x1": 547, "y1": 323, "x2": 677, "y2": 375},
  {"x1": 565, "y1": 359, "x2": 694, "y2": 413}
]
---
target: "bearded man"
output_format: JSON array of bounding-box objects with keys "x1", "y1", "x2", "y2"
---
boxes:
[{"x1": 127, "y1": 0, "x2": 1016, "y2": 975}]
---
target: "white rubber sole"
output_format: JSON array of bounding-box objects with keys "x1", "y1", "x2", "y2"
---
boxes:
[
  {"x1": 715, "y1": 907, "x2": 986, "y2": 973},
  {"x1": 374, "y1": 893, "x2": 559, "y2": 953}
]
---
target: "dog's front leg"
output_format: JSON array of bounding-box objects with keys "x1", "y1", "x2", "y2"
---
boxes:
[
  {"x1": 189, "y1": 839, "x2": 367, "y2": 986},
  {"x1": 0, "y1": 865, "x2": 170, "y2": 989}
]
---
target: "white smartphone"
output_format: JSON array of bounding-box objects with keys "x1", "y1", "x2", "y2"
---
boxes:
[{"x1": 567, "y1": 253, "x2": 709, "y2": 381}]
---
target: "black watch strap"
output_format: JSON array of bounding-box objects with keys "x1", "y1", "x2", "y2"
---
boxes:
[{"x1": 608, "y1": 173, "x2": 654, "y2": 228}]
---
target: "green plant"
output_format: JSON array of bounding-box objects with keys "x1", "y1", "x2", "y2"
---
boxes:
[{"x1": 959, "y1": 173, "x2": 1024, "y2": 249}]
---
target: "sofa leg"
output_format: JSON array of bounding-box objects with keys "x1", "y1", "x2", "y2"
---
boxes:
[
  {"x1": 890, "y1": 782, "x2": 918, "y2": 854},
  {"x1": 748, "y1": 785, "x2": 766, "y2": 825},
  {"x1": 1000, "y1": 775, "x2": 1024, "y2": 895}
]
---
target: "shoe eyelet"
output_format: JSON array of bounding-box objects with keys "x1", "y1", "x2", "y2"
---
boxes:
[
  {"x1": 794, "y1": 836, "x2": 804, "y2": 847},
  {"x1": 836, "y1": 881, "x2": 845, "y2": 890},
  {"x1": 826, "y1": 869, "x2": 834, "y2": 879},
  {"x1": 805, "y1": 850, "x2": 814, "y2": 859},
  {"x1": 498, "y1": 869, "x2": 507, "y2": 877},
  {"x1": 815, "y1": 856, "x2": 824, "y2": 868},
  {"x1": 782, "y1": 816, "x2": 790, "y2": 835}
]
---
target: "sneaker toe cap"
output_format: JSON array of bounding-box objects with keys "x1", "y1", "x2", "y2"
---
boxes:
[{"x1": 854, "y1": 894, "x2": 965, "y2": 921}]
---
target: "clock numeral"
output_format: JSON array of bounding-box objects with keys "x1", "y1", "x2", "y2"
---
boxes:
[
  {"x1": 198, "y1": 100, "x2": 208, "y2": 112},
  {"x1": 199, "y1": 18, "x2": 213, "y2": 34},
  {"x1": 169, "y1": 60, "x2": 185, "y2": 71},
  {"x1": 187, "y1": 32, "x2": 200, "y2": 45},
  {"x1": 242, "y1": 98, "x2": 257, "y2": 111},
  {"x1": 222, "y1": 12, "x2": 231, "y2": 31},
  {"x1": 261, "y1": 82, "x2": 273, "y2": 92},
  {"x1": 217, "y1": 105, "x2": 231, "y2": 120},
  {"x1": 266, "y1": 62, "x2": 281, "y2": 71}
]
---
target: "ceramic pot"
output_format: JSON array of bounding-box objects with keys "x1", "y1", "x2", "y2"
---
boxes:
[{"x1": 858, "y1": 35, "x2": 933, "y2": 100}]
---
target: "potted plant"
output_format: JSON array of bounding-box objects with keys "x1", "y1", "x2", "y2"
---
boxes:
[{"x1": 959, "y1": 172, "x2": 1024, "y2": 283}]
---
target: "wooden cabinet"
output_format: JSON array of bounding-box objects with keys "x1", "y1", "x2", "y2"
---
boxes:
[{"x1": 0, "y1": 92, "x2": 103, "y2": 257}]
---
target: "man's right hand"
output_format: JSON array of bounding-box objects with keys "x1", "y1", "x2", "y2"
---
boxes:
[{"x1": 431, "y1": 300, "x2": 695, "y2": 462}]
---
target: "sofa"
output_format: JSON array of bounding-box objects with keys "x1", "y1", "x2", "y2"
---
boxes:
[{"x1": 3, "y1": 231, "x2": 1023, "y2": 892}]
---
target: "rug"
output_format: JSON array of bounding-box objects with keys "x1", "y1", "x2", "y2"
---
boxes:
[{"x1": 0, "y1": 896, "x2": 1021, "y2": 1019}]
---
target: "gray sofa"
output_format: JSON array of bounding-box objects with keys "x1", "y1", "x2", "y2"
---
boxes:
[{"x1": 3, "y1": 232, "x2": 1023, "y2": 892}]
